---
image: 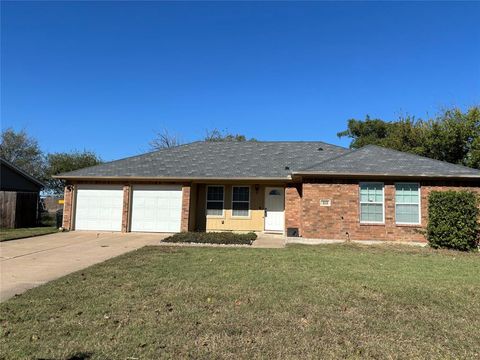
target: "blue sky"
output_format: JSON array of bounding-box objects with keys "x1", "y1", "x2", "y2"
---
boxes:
[{"x1": 2, "y1": 1, "x2": 479, "y2": 161}]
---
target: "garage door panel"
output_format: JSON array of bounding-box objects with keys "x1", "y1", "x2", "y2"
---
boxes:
[
  {"x1": 75, "y1": 185, "x2": 123, "y2": 231},
  {"x1": 131, "y1": 185, "x2": 182, "y2": 233}
]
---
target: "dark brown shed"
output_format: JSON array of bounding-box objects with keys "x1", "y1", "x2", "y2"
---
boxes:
[{"x1": 0, "y1": 158, "x2": 44, "y2": 228}]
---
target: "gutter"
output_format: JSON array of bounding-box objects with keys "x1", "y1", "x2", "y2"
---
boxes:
[{"x1": 52, "y1": 175, "x2": 293, "y2": 181}]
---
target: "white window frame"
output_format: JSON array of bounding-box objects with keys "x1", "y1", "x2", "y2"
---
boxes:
[
  {"x1": 206, "y1": 185, "x2": 225, "y2": 218},
  {"x1": 395, "y1": 182, "x2": 421, "y2": 225},
  {"x1": 231, "y1": 185, "x2": 251, "y2": 218},
  {"x1": 359, "y1": 182, "x2": 385, "y2": 224}
]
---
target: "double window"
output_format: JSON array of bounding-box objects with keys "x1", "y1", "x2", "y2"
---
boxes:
[
  {"x1": 232, "y1": 186, "x2": 250, "y2": 217},
  {"x1": 395, "y1": 183, "x2": 420, "y2": 224},
  {"x1": 359, "y1": 183, "x2": 385, "y2": 223},
  {"x1": 359, "y1": 182, "x2": 421, "y2": 225},
  {"x1": 206, "y1": 185, "x2": 250, "y2": 217},
  {"x1": 206, "y1": 186, "x2": 224, "y2": 216}
]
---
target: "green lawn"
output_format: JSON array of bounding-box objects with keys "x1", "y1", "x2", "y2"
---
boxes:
[
  {"x1": 1, "y1": 244, "x2": 479, "y2": 359},
  {"x1": 0, "y1": 226, "x2": 58, "y2": 242}
]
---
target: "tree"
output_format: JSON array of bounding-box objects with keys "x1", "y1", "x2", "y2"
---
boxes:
[
  {"x1": 337, "y1": 106, "x2": 480, "y2": 169},
  {"x1": 422, "y1": 107, "x2": 480, "y2": 168},
  {"x1": 204, "y1": 128, "x2": 256, "y2": 142},
  {"x1": 44, "y1": 151, "x2": 102, "y2": 194},
  {"x1": 0, "y1": 128, "x2": 45, "y2": 179},
  {"x1": 149, "y1": 129, "x2": 182, "y2": 150}
]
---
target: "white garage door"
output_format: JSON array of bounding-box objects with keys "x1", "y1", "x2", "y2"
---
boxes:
[
  {"x1": 131, "y1": 185, "x2": 183, "y2": 233},
  {"x1": 74, "y1": 185, "x2": 123, "y2": 231}
]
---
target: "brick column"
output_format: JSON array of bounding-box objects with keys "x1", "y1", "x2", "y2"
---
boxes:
[
  {"x1": 62, "y1": 185, "x2": 74, "y2": 230},
  {"x1": 180, "y1": 184, "x2": 191, "y2": 232},
  {"x1": 121, "y1": 184, "x2": 131, "y2": 232},
  {"x1": 285, "y1": 184, "x2": 302, "y2": 236}
]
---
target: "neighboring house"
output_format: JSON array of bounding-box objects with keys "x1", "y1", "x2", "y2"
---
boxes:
[
  {"x1": 54, "y1": 142, "x2": 480, "y2": 242},
  {"x1": 0, "y1": 158, "x2": 44, "y2": 228}
]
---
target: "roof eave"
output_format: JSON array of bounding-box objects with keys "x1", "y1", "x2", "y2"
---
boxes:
[{"x1": 53, "y1": 175, "x2": 293, "y2": 181}]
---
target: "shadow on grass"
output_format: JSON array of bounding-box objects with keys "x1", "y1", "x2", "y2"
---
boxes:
[{"x1": 66, "y1": 352, "x2": 93, "y2": 360}]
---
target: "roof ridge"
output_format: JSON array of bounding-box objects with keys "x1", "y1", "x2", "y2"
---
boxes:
[
  {"x1": 195, "y1": 140, "x2": 348, "y2": 149},
  {"x1": 298, "y1": 147, "x2": 359, "y2": 171}
]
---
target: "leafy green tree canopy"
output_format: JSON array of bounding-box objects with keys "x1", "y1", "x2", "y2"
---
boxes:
[
  {"x1": 204, "y1": 128, "x2": 256, "y2": 142},
  {"x1": 45, "y1": 151, "x2": 102, "y2": 194},
  {"x1": 337, "y1": 106, "x2": 480, "y2": 169},
  {"x1": 0, "y1": 128, "x2": 45, "y2": 179}
]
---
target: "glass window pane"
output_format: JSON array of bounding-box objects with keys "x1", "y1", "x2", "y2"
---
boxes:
[
  {"x1": 396, "y1": 183, "x2": 419, "y2": 204},
  {"x1": 232, "y1": 202, "x2": 249, "y2": 216},
  {"x1": 207, "y1": 186, "x2": 224, "y2": 201},
  {"x1": 207, "y1": 208, "x2": 223, "y2": 216},
  {"x1": 396, "y1": 204, "x2": 419, "y2": 223},
  {"x1": 360, "y1": 183, "x2": 384, "y2": 222},
  {"x1": 207, "y1": 201, "x2": 223, "y2": 210},
  {"x1": 233, "y1": 187, "x2": 249, "y2": 202},
  {"x1": 360, "y1": 183, "x2": 383, "y2": 203},
  {"x1": 360, "y1": 203, "x2": 382, "y2": 222}
]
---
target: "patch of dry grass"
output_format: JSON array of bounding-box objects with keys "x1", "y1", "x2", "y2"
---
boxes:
[
  {"x1": 1, "y1": 244, "x2": 479, "y2": 359},
  {"x1": 0, "y1": 227, "x2": 57, "y2": 242}
]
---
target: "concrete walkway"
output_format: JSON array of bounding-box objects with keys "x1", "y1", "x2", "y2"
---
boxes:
[
  {"x1": 0, "y1": 231, "x2": 167, "y2": 301},
  {"x1": 252, "y1": 233, "x2": 286, "y2": 248}
]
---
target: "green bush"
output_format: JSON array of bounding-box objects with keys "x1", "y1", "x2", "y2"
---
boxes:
[
  {"x1": 163, "y1": 232, "x2": 257, "y2": 245},
  {"x1": 427, "y1": 191, "x2": 480, "y2": 251}
]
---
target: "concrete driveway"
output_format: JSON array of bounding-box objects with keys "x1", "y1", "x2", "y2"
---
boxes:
[{"x1": 0, "y1": 231, "x2": 167, "y2": 302}]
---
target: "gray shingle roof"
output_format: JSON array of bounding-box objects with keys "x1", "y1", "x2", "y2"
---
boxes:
[
  {"x1": 56, "y1": 142, "x2": 480, "y2": 180},
  {"x1": 57, "y1": 141, "x2": 348, "y2": 179},
  {"x1": 296, "y1": 145, "x2": 480, "y2": 178}
]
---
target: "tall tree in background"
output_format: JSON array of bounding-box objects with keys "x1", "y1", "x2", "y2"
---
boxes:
[
  {"x1": 0, "y1": 127, "x2": 102, "y2": 193},
  {"x1": 149, "y1": 129, "x2": 182, "y2": 150},
  {"x1": 204, "y1": 128, "x2": 256, "y2": 142},
  {"x1": 338, "y1": 106, "x2": 480, "y2": 169},
  {"x1": 0, "y1": 128, "x2": 45, "y2": 179},
  {"x1": 44, "y1": 151, "x2": 102, "y2": 194},
  {"x1": 423, "y1": 107, "x2": 480, "y2": 168}
]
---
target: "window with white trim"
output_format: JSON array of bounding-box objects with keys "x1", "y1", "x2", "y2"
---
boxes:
[
  {"x1": 232, "y1": 186, "x2": 250, "y2": 217},
  {"x1": 206, "y1": 186, "x2": 224, "y2": 216},
  {"x1": 359, "y1": 183, "x2": 384, "y2": 223},
  {"x1": 395, "y1": 183, "x2": 420, "y2": 224}
]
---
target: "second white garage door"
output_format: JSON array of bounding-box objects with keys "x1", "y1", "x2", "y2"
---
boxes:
[{"x1": 130, "y1": 185, "x2": 183, "y2": 233}]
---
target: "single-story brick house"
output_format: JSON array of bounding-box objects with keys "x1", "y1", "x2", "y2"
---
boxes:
[{"x1": 55, "y1": 141, "x2": 480, "y2": 242}]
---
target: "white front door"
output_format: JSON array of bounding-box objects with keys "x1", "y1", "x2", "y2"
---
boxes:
[
  {"x1": 130, "y1": 185, "x2": 183, "y2": 233},
  {"x1": 74, "y1": 185, "x2": 123, "y2": 231},
  {"x1": 264, "y1": 187, "x2": 285, "y2": 232}
]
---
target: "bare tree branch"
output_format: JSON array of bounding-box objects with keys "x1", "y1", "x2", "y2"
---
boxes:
[{"x1": 149, "y1": 129, "x2": 182, "y2": 150}]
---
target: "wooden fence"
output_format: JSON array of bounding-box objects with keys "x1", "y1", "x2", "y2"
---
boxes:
[{"x1": 0, "y1": 191, "x2": 39, "y2": 228}]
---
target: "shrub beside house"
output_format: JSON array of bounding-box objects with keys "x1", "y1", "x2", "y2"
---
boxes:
[{"x1": 427, "y1": 191, "x2": 480, "y2": 251}]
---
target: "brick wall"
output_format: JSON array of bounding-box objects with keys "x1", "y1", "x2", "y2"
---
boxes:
[
  {"x1": 285, "y1": 184, "x2": 302, "y2": 235},
  {"x1": 121, "y1": 185, "x2": 131, "y2": 232},
  {"x1": 181, "y1": 184, "x2": 191, "y2": 232},
  {"x1": 62, "y1": 185, "x2": 74, "y2": 230},
  {"x1": 300, "y1": 179, "x2": 480, "y2": 242}
]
